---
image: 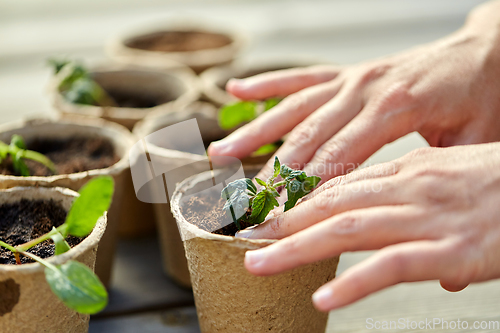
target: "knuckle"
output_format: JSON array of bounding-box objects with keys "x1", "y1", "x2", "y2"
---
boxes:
[
  {"x1": 404, "y1": 147, "x2": 433, "y2": 160},
  {"x1": 331, "y1": 214, "x2": 361, "y2": 236},
  {"x1": 315, "y1": 139, "x2": 347, "y2": 166},
  {"x1": 382, "y1": 251, "x2": 408, "y2": 281},
  {"x1": 313, "y1": 189, "x2": 339, "y2": 215},
  {"x1": 281, "y1": 93, "x2": 308, "y2": 115},
  {"x1": 288, "y1": 121, "x2": 320, "y2": 149}
]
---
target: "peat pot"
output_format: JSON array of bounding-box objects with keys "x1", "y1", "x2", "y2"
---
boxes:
[
  {"x1": 0, "y1": 186, "x2": 107, "y2": 333},
  {"x1": 0, "y1": 116, "x2": 134, "y2": 286},
  {"x1": 171, "y1": 170, "x2": 339, "y2": 332},
  {"x1": 107, "y1": 23, "x2": 246, "y2": 74}
]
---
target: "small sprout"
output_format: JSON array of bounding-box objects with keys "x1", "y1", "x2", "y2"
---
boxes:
[
  {"x1": 221, "y1": 157, "x2": 321, "y2": 229},
  {"x1": 0, "y1": 135, "x2": 56, "y2": 176},
  {"x1": 217, "y1": 98, "x2": 281, "y2": 131},
  {"x1": 0, "y1": 176, "x2": 114, "y2": 314},
  {"x1": 49, "y1": 58, "x2": 117, "y2": 107}
]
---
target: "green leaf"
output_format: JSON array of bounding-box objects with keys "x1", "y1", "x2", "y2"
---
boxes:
[
  {"x1": 65, "y1": 176, "x2": 114, "y2": 238},
  {"x1": 255, "y1": 178, "x2": 267, "y2": 187},
  {"x1": 250, "y1": 189, "x2": 279, "y2": 225},
  {"x1": 280, "y1": 164, "x2": 304, "y2": 180},
  {"x1": 10, "y1": 135, "x2": 26, "y2": 149},
  {"x1": 50, "y1": 227, "x2": 71, "y2": 255},
  {"x1": 264, "y1": 98, "x2": 281, "y2": 111},
  {"x1": 251, "y1": 143, "x2": 278, "y2": 157},
  {"x1": 273, "y1": 156, "x2": 280, "y2": 178},
  {"x1": 222, "y1": 188, "x2": 250, "y2": 222},
  {"x1": 218, "y1": 101, "x2": 257, "y2": 130},
  {"x1": 304, "y1": 176, "x2": 321, "y2": 191},
  {"x1": 13, "y1": 152, "x2": 30, "y2": 176},
  {"x1": 284, "y1": 180, "x2": 306, "y2": 212},
  {"x1": 48, "y1": 58, "x2": 71, "y2": 74},
  {"x1": 221, "y1": 178, "x2": 256, "y2": 199},
  {"x1": 44, "y1": 260, "x2": 107, "y2": 314}
]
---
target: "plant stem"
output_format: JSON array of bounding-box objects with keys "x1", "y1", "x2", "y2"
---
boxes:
[
  {"x1": 0, "y1": 240, "x2": 17, "y2": 253},
  {"x1": 18, "y1": 250, "x2": 57, "y2": 271},
  {"x1": 14, "y1": 253, "x2": 21, "y2": 265},
  {"x1": 16, "y1": 226, "x2": 63, "y2": 252}
]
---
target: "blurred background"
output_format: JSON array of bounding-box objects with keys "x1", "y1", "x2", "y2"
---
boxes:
[{"x1": 2, "y1": 0, "x2": 499, "y2": 332}]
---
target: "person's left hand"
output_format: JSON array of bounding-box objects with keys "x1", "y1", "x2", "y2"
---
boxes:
[{"x1": 239, "y1": 143, "x2": 500, "y2": 312}]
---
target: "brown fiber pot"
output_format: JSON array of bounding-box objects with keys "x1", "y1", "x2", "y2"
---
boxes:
[
  {"x1": 133, "y1": 102, "x2": 274, "y2": 287},
  {"x1": 49, "y1": 64, "x2": 200, "y2": 131},
  {"x1": 200, "y1": 58, "x2": 326, "y2": 106},
  {"x1": 0, "y1": 186, "x2": 107, "y2": 333},
  {"x1": 106, "y1": 23, "x2": 246, "y2": 74},
  {"x1": 0, "y1": 117, "x2": 134, "y2": 287},
  {"x1": 171, "y1": 170, "x2": 339, "y2": 332}
]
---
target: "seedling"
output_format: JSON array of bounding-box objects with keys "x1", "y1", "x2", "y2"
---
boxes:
[
  {"x1": 221, "y1": 157, "x2": 321, "y2": 230},
  {"x1": 49, "y1": 58, "x2": 117, "y2": 107},
  {"x1": 0, "y1": 176, "x2": 114, "y2": 314},
  {"x1": 218, "y1": 98, "x2": 281, "y2": 156},
  {"x1": 0, "y1": 135, "x2": 55, "y2": 176}
]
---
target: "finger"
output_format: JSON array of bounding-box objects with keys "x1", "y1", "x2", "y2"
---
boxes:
[
  {"x1": 302, "y1": 98, "x2": 414, "y2": 183},
  {"x1": 208, "y1": 79, "x2": 343, "y2": 159},
  {"x1": 311, "y1": 240, "x2": 459, "y2": 311},
  {"x1": 245, "y1": 205, "x2": 430, "y2": 275},
  {"x1": 254, "y1": 79, "x2": 362, "y2": 180},
  {"x1": 237, "y1": 175, "x2": 404, "y2": 239},
  {"x1": 226, "y1": 65, "x2": 340, "y2": 100}
]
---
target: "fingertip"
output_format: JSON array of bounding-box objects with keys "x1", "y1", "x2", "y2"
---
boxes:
[
  {"x1": 207, "y1": 140, "x2": 230, "y2": 156},
  {"x1": 312, "y1": 287, "x2": 337, "y2": 312},
  {"x1": 244, "y1": 249, "x2": 268, "y2": 275},
  {"x1": 226, "y1": 78, "x2": 247, "y2": 94}
]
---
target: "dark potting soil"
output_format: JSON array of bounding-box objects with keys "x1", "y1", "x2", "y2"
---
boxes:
[
  {"x1": 127, "y1": 30, "x2": 232, "y2": 53},
  {"x1": 102, "y1": 90, "x2": 168, "y2": 109},
  {"x1": 181, "y1": 194, "x2": 253, "y2": 237},
  {"x1": 0, "y1": 136, "x2": 119, "y2": 176},
  {"x1": 0, "y1": 199, "x2": 82, "y2": 265}
]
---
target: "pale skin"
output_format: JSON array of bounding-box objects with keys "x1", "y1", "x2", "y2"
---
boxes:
[{"x1": 207, "y1": 1, "x2": 500, "y2": 312}]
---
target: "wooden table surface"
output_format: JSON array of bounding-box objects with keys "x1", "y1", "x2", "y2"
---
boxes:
[{"x1": 1, "y1": 0, "x2": 499, "y2": 331}]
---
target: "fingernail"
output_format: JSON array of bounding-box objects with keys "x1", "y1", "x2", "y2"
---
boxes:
[
  {"x1": 227, "y1": 78, "x2": 246, "y2": 90},
  {"x1": 312, "y1": 288, "x2": 334, "y2": 309},
  {"x1": 245, "y1": 250, "x2": 266, "y2": 268},
  {"x1": 236, "y1": 228, "x2": 254, "y2": 239},
  {"x1": 208, "y1": 140, "x2": 231, "y2": 155}
]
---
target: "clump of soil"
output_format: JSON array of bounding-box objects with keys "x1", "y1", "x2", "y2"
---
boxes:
[
  {"x1": 127, "y1": 30, "x2": 232, "y2": 53},
  {"x1": 181, "y1": 194, "x2": 253, "y2": 237},
  {"x1": 0, "y1": 136, "x2": 119, "y2": 176},
  {"x1": 0, "y1": 199, "x2": 82, "y2": 265}
]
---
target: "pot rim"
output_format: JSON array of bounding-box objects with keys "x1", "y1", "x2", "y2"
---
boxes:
[
  {"x1": 0, "y1": 116, "x2": 134, "y2": 182},
  {"x1": 171, "y1": 169, "x2": 276, "y2": 247},
  {"x1": 48, "y1": 64, "x2": 200, "y2": 122},
  {"x1": 106, "y1": 21, "x2": 248, "y2": 69},
  {"x1": 0, "y1": 186, "x2": 107, "y2": 274}
]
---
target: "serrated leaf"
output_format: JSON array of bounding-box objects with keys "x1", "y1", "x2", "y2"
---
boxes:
[
  {"x1": 280, "y1": 164, "x2": 304, "y2": 180},
  {"x1": 273, "y1": 156, "x2": 280, "y2": 178},
  {"x1": 50, "y1": 227, "x2": 71, "y2": 255},
  {"x1": 44, "y1": 260, "x2": 107, "y2": 314},
  {"x1": 304, "y1": 176, "x2": 321, "y2": 191},
  {"x1": 264, "y1": 98, "x2": 281, "y2": 111},
  {"x1": 255, "y1": 178, "x2": 267, "y2": 187},
  {"x1": 284, "y1": 179, "x2": 306, "y2": 212},
  {"x1": 218, "y1": 101, "x2": 257, "y2": 130},
  {"x1": 65, "y1": 176, "x2": 114, "y2": 237},
  {"x1": 250, "y1": 190, "x2": 279, "y2": 225}
]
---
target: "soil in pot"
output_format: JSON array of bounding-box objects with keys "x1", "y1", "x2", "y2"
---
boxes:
[
  {"x1": 181, "y1": 194, "x2": 252, "y2": 236},
  {"x1": 0, "y1": 136, "x2": 119, "y2": 176},
  {"x1": 0, "y1": 199, "x2": 82, "y2": 264},
  {"x1": 96, "y1": 89, "x2": 166, "y2": 109},
  {"x1": 126, "y1": 30, "x2": 232, "y2": 53}
]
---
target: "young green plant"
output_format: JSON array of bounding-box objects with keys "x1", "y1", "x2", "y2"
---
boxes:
[
  {"x1": 0, "y1": 176, "x2": 114, "y2": 314},
  {"x1": 0, "y1": 135, "x2": 55, "y2": 176},
  {"x1": 221, "y1": 157, "x2": 321, "y2": 230},
  {"x1": 218, "y1": 98, "x2": 281, "y2": 156},
  {"x1": 49, "y1": 58, "x2": 117, "y2": 107}
]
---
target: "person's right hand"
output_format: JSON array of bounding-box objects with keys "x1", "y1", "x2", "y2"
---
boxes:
[{"x1": 208, "y1": 0, "x2": 500, "y2": 184}]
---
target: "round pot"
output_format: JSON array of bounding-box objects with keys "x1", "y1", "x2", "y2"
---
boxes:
[
  {"x1": 106, "y1": 23, "x2": 246, "y2": 74},
  {"x1": 171, "y1": 170, "x2": 339, "y2": 332},
  {"x1": 0, "y1": 186, "x2": 107, "y2": 333},
  {"x1": 133, "y1": 102, "x2": 275, "y2": 287},
  {"x1": 49, "y1": 64, "x2": 199, "y2": 130},
  {"x1": 201, "y1": 58, "x2": 325, "y2": 106},
  {"x1": 0, "y1": 116, "x2": 134, "y2": 287}
]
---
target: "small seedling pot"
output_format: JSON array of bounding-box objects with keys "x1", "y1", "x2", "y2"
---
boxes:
[
  {"x1": 201, "y1": 58, "x2": 325, "y2": 106},
  {"x1": 106, "y1": 23, "x2": 246, "y2": 74},
  {"x1": 49, "y1": 64, "x2": 199, "y2": 130},
  {"x1": 0, "y1": 186, "x2": 107, "y2": 333},
  {"x1": 0, "y1": 116, "x2": 134, "y2": 287},
  {"x1": 171, "y1": 170, "x2": 339, "y2": 332},
  {"x1": 133, "y1": 102, "x2": 275, "y2": 287}
]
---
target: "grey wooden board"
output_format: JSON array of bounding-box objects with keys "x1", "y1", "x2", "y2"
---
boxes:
[
  {"x1": 90, "y1": 307, "x2": 200, "y2": 333},
  {"x1": 94, "y1": 236, "x2": 194, "y2": 317}
]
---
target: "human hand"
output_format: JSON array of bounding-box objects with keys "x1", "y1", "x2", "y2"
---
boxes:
[
  {"x1": 208, "y1": 1, "x2": 500, "y2": 184},
  {"x1": 239, "y1": 143, "x2": 500, "y2": 311}
]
